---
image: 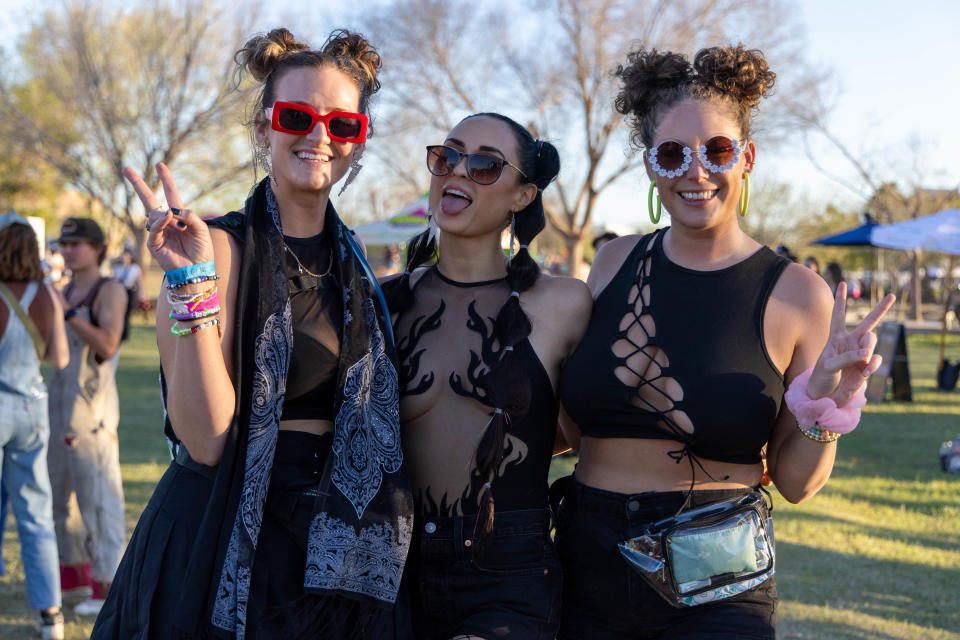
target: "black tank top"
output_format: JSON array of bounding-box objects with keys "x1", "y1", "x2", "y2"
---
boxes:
[
  {"x1": 279, "y1": 233, "x2": 341, "y2": 421},
  {"x1": 560, "y1": 229, "x2": 788, "y2": 464},
  {"x1": 393, "y1": 266, "x2": 558, "y2": 516}
]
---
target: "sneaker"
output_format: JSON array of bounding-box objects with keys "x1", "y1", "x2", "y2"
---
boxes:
[
  {"x1": 73, "y1": 598, "x2": 105, "y2": 616},
  {"x1": 35, "y1": 610, "x2": 65, "y2": 640}
]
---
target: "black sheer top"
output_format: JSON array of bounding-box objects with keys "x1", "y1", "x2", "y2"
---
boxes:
[
  {"x1": 279, "y1": 232, "x2": 341, "y2": 421},
  {"x1": 560, "y1": 230, "x2": 789, "y2": 465},
  {"x1": 393, "y1": 266, "x2": 558, "y2": 516}
]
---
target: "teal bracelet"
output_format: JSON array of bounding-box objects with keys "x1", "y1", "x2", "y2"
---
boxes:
[{"x1": 165, "y1": 261, "x2": 215, "y2": 287}]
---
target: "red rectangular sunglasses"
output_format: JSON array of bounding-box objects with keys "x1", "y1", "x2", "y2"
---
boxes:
[{"x1": 267, "y1": 101, "x2": 368, "y2": 143}]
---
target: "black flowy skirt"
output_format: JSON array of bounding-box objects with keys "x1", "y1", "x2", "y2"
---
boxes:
[{"x1": 91, "y1": 431, "x2": 411, "y2": 639}]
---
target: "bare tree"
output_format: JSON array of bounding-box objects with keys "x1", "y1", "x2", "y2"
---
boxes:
[
  {"x1": 364, "y1": 0, "x2": 818, "y2": 276},
  {"x1": 786, "y1": 84, "x2": 960, "y2": 320},
  {"x1": 0, "y1": 0, "x2": 258, "y2": 262}
]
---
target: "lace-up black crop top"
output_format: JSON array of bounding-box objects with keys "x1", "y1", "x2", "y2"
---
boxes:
[
  {"x1": 279, "y1": 233, "x2": 341, "y2": 422},
  {"x1": 391, "y1": 266, "x2": 558, "y2": 516},
  {"x1": 559, "y1": 229, "x2": 789, "y2": 464}
]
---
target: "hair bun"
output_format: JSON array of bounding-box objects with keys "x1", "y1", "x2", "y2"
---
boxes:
[
  {"x1": 322, "y1": 29, "x2": 383, "y2": 96},
  {"x1": 693, "y1": 44, "x2": 776, "y2": 112},
  {"x1": 614, "y1": 49, "x2": 693, "y2": 118},
  {"x1": 236, "y1": 28, "x2": 309, "y2": 82}
]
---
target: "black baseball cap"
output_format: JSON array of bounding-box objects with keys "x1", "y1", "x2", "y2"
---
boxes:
[{"x1": 58, "y1": 217, "x2": 105, "y2": 244}]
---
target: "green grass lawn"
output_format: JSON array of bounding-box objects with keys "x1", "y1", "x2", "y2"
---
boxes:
[{"x1": 2, "y1": 321, "x2": 959, "y2": 639}]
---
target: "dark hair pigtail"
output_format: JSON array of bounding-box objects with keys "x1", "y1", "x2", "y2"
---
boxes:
[{"x1": 466, "y1": 117, "x2": 561, "y2": 544}]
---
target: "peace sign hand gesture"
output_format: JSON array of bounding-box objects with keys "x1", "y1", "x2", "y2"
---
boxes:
[
  {"x1": 123, "y1": 163, "x2": 214, "y2": 272},
  {"x1": 805, "y1": 282, "x2": 896, "y2": 405}
]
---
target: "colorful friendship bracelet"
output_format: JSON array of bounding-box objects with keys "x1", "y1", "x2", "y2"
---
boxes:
[
  {"x1": 165, "y1": 261, "x2": 215, "y2": 288},
  {"x1": 166, "y1": 274, "x2": 220, "y2": 290},
  {"x1": 169, "y1": 306, "x2": 221, "y2": 322},
  {"x1": 170, "y1": 317, "x2": 221, "y2": 338},
  {"x1": 796, "y1": 422, "x2": 842, "y2": 444},
  {"x1": 168, "y1": 288, "x2": 220, "y2": 317}
]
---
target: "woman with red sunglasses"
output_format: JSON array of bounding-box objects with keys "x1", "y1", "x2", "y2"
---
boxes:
[
  {"x1": 553, "y1": 45, "x2": 895, "y2": 639},
  {"x1": 382, "y1": 113, "x2": 592, "y2": 640},
  {"x1": 92, "y1": 28, "x2": 412, "y2": 640}
]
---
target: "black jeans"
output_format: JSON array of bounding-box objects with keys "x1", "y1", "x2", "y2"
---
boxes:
[
  {"x1": 555, "y1": 476, "x2": 777, "y2": 640},
  {"x1": 408, "y1": 507, "x2": 562, "y2": 640}
]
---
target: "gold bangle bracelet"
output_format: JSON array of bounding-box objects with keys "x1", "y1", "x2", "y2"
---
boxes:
[{"x1": 796, "y1": 422, "x2": 841, "y2": 443}]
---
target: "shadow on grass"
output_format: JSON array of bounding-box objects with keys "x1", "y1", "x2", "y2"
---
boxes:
[
  {"x1": 777, "y1": 540, "x2": 960, "y2": 632},
  {"x1": 781, "y1": 509, "x2": 960, "y2": 553}
]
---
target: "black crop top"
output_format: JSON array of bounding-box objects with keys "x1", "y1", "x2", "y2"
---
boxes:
[
  {"x1": 279, "y1": 233, "x2": 341, "y2": 422},
  {"x1": 560, "y1": 229, "x2": 789, "y2": 465},
  {"x1": 391, "y1": 266, "x2": 559, "y2": 516}
]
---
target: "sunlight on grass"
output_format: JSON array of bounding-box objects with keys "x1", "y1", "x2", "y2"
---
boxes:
[{"x1": 2, "y1": 321, "x2": 959, "y2": 638}]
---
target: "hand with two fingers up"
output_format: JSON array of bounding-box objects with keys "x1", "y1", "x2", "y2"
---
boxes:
[
  {"x1": 805, "y1": 282, "x2": 896, "y2": 405},
  {"x1": 123, "y1": 163, "x2": 213, "y2": 273}
]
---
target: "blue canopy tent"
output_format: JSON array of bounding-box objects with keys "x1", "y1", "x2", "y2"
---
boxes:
[
  {"x1": 811, "y1": 220, "x2": 878, "y2": 246},
  {"x1": 811, "y1": 213, "x2": 882, "y2": 305}
]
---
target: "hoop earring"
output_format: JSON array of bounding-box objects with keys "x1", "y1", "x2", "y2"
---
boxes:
[
  {"x1": 255, "y1": 142, "x2": 271, "y2": 177},
  {"x1": 648, "y1": 181, "x2": 661, "y2": 224},
  {"x1": 508, "y1": 212, "x2": 516, "y2": 259},
  {"x1": 338, "y1": 155, "x2": 363, "y2": 196},
  {"x1": 739, "y1": 172, "x2": 750, "y2": 217}
]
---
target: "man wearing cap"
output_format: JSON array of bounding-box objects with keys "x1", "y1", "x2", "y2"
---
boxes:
[{"x1": 47, "y1": 217, "x2": 127, "y2": 617}]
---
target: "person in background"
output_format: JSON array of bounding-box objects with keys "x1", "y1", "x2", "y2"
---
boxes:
[
  {"x1": 803, "y1": 255, "x2": 820, "y2": 274},
  {"x1": 592, "y1": 231, "x2": 620, "y2": 253},
  {"x1": 824, "y1": 261, "x2": 844, "y2": 297},
  {"x1": 110, "y1": 246, "x2": 146, "y2": 341},
  {"x1": 0, "y1": 212, "x2": 70, "y2": 639},
  {"x1": 47, "y1": 217, "x2": 127, "y2": 618}
]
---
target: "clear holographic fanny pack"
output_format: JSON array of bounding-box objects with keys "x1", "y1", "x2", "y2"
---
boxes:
[{"x1": 617, "y1": 492, "x2": 774, "y2": 608}]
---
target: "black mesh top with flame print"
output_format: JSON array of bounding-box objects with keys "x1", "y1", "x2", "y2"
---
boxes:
[
  {"x1": 392, "y1": 266, "x2": 558, "y2": 517},
  {"x1": 560, "y1": 229, "x2": 789, "y2": 465}
]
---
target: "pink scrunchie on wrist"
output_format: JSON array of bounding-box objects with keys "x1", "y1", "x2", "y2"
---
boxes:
[{"x1": 784, "y1": 367, "x2": 867, "y2": 434}]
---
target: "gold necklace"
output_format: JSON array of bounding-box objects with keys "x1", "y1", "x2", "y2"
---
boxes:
[{"x1": 283, "y1": 240, "x2": 332, "y2": 278}]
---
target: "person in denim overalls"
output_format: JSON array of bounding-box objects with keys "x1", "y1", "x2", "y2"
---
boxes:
[
  {"x1": 0, "y1": 213, "x2": 70, "y2": 638},
  {"x1": 46, "y1": 217, "x2": 127, "y2": 618}
]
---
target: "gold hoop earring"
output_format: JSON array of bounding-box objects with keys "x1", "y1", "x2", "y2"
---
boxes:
[
  {"x1": 739, "y1": 172, "x2": 750, "y2": 217},
  {"x1": 648, "y1": 181, "x2": 661, "y2": 224}
]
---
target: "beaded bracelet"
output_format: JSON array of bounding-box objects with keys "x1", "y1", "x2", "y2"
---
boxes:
[
  {"x1": 166, "y1": 273, "x2": 220, "y2": 290},
  {"x1": 170, "y1": 306, "x2": 221, "y2": 322},
  {"x1": 170, "y1": 317, "x2": 221, "y2": 338},
  {"x1": 796, "y1": 422, "x2": 842, "y2": 444},
  {"x1": 166, "y1": 261, "x2": 215, "y2": 288}
]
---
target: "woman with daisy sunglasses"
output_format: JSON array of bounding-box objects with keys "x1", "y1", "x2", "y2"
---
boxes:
[
  {"x1": 553, "y1": 45, "x2": 895, "y2": 639},
  {"x1": 382, "y1": 113, "x2": 592, "y2": 640},
  {"x1": 91, "y1": 28, "x2": 413, "y2": 640}
]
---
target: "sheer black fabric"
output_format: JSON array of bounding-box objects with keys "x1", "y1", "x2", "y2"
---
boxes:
[
  {"x1": 393, "y1": 266, "x2": 558, "y2": 517},
  {"x1": 560, "y1": 229, "x2": 789, "y2": 465},
  {"x1": 281, "y1": 233, "x2": 341, "y2": 421}
]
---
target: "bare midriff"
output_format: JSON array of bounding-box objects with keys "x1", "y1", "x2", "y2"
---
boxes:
[
  {"x1": 575, "y1": 436, "x2": 763, "y2": 494},
  {"x1": 278, "y1": 419, "x2": 334, "y2": 436}
]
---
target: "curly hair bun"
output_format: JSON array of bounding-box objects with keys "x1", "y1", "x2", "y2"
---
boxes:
[
  {"x1": 322, "y1": 29, "x2": 383, "y2": 95},
  {"x1": 614, "y1": 49, "x2": 693, "y2": 117},
  {"x1": 693, "y1": 44, "x2": 776, "y2": 112},
  {"x1": 236, "y1": 28, "x2": 310, "y2": 82}
]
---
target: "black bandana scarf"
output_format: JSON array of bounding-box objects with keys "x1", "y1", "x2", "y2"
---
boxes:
[{"x1": 172, "y1": 179, "x2": 412, "y2": 638}]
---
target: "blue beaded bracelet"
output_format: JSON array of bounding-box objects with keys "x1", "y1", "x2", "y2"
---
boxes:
[{"x1": 165, "y1": 261, "x2": 215, "y2": 288}]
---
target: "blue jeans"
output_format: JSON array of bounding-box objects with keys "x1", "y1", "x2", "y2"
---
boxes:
[{"x1": 0, "y1": 391, "x2": 61, "y2": 610}]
